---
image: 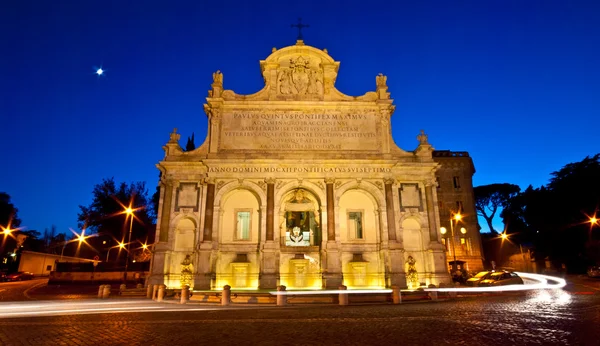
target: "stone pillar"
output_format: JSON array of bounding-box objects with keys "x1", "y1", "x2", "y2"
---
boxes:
[
  {"x1": 119, "y1": 283, "x2": 126, "y2": 292},
  {"x1": 102, "y1": 285, "x2": 111, "y2": 299},
  {"x1": 429, "y1": 291, "x2": 438, "y2": 301},
  {"x1": 159, "y1": 181, "x2": 174, "y2": 242},
  {"x1": 157, "y1": 284, "x2": 166, "y2": 302},
  {"x1": 392, "y1": 285, "x2": 401, "y2": 304},
  {"x1": 384, "y1": 179, "x2": 397, "y2": 241},
  {"x1": 152, "y1": 284, "x2": 159, "y2": 300},
  {"x1": 98, "y1": 285, "x2": 104, "y2": 299},
  {"x1": 424, "y1": 183, "x2": 439, "y2": 243},
  {"x1": 276, "y1": 285, "x2": 287, "y2": 306},
  {"x1": 326, "y1": 181, "x2": 335, "y2": 241},
  {"x1": 203, "y1": 182, "x2": 215, "y2": 241},
  {"x1": 180, "y1": 285, "x2": 190, "y2": 304},
  {"x1": 424, "y1": 181, "x2": 451, "y2": 285},
  {"x1": 146, "y1": 284, "x2": 153, "y2": 299},
  {"x1": 338, "y1": 285, "x2": 348, "y2": 306},
  {"x1": 266, "y1": 180, "x2": 275, "y2": 241},
  {"x1": 221, "y1": 285, "x2": 231, "y2": 306}
]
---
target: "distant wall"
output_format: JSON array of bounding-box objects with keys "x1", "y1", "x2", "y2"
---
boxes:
[
  {"x1": 49, "y1": 271, "x2": 148, "y2": 284},
  {"x1": 18, "y1": 251, "x2": 93, "y2": 276}
]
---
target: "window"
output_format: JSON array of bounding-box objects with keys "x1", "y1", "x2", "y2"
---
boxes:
[
  {"x1": 348, "y1": 210, "x2": 364, "y2": 239},
  {"x1": 441, "y1": 237, "x2": 447, "y2": 250},
  {"x1": 235, "y1": 210, "x2": 251, "y2": 240},
  {"x1": 456, "y1": 201, "x2": 463, "y2": 213},
  {"x1": 453, "y1": 176, "x2": 461, "y2": 189}
]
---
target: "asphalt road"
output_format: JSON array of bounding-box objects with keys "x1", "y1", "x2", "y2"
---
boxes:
[{"x1": 0, "y1": 277, "x2": 598, "y2": 345}]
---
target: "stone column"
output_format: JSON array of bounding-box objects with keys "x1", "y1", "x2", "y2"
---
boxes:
[
  {"x1": 384, "y1": 179, "x2": 397, "y2": 241},
  {"x1": 326, "y1": 179, "x2": 335, "y2": 241},
  {"x1": 324, "y1": 178, "x2": 342, "y2": 288},
  {"x1": 266, "y1": 179, "x2": 275, "y2": 241},
  {"x1": 203, "y1": 181, "x2": 215, "y2": 241},
  {"x1": 424, "y1": 183, "x2": 440, "y2": 243},
  {"x1": 159, "y1": 180, "x2": 174, "y2": 242},
  {"x1": 260, "y1": 178, "x2": 278, "y2": 289},
  {"x1": 424, "y1": 180, "x2": 451, "y2": 285}
]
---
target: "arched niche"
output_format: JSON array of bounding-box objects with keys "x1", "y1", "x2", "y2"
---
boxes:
[
  {"x1": 220, "y1": 189, "x2": 261, "y2": 243},
  {"x1": 338, "y1": 189, "x2": 378, "y2": 243},
  {"x1": 279, "y1": 188, "x2": 322, "y2": 247},
  {"x1": 402, "y1": 218, "x2": 423, "y2": 251},
  {"x1": 174, "y1": 218, "x2": 196, "y2": 252}
]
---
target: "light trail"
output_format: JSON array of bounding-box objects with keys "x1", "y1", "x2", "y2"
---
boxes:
[
  {"x1": 270, "y1": 289, "x2": 393, "y2": 295},
  {"x1": 424, "y1": 272, "x2": 567, "y2": 293}
]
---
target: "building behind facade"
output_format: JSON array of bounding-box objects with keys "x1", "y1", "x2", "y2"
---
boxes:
[{"x1": 148, "y1": 40, "x2": 484, "y2": 290}]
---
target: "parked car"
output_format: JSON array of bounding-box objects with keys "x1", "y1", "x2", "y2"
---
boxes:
[
  {"x1": 5, "y1": 272, "x2": 34, "y2": 281},
  {"x1": 466, "y1": 271, "x2": 494, "y2": 287},
  {"x1": 478, "y1": 271, "x2": 524, "y2": 287},
  {"x1": 588, "y1": 266, "x2": 600, "y2": 278}
]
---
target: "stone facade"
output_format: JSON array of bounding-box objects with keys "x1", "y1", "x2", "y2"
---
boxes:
[{"x1": 148, "y1": 40, "x2": 482, "y2": 290}]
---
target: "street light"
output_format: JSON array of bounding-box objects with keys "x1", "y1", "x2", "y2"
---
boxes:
[
  {"x1": 123, "y1": 205, "x2": 135, "y2": 283},
  {"x1": 60, "y1": 229, "x2": 88, "y2": 260},
  {"x1": 440, "y1": 212, "x2": 465, "y2": 272},
  {"x1": 106, "y1": 241, "x2": 125, "y2": 262}
]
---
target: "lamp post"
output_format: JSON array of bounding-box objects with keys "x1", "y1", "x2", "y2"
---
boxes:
[
  {"x1": 106, "y1": 242, "x2": 125, "y2": 262},
  {"x1": 440, "y1": 212, "x2": 465, "y2": 272},
  {"x1": 123, "y1": 207, "x2": 135, "y2": 283}
]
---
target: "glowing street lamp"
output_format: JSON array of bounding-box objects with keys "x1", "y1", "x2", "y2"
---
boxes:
[
  {"x1": 106, "y1": 241, "x2": 126, "y2": 262},
  {"x1": 440, "y1": 212, "x2": 466, "y2": 272},
  {"x1": 123, "y1": 205, "x2": 135, "y2": 283},
  {"x1": 2, "y1": 226, "x2": 12, "y2": 236}
]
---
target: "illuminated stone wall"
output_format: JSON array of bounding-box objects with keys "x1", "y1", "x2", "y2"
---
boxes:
[{"x1": 147, "y1": 40, "x2": 484, "y2": 290}]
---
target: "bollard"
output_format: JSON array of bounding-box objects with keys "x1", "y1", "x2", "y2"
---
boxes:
[
  {"x1": 276, "y1": 285, "x2": 287, "y2": 306},
  {"x1": 221, "y1": 285, "x2": 231, "y2": 306},
  {"x1": 180, "y1": 285, "x2": 190, "y2": 304},
  {"x1": 146, "y1": 284, "x2": 153, "y2": 299},
  {"x1": 429, "y1": 291, "x2": 438, "y2": 301},
  {"x1": 448, "y1": 291, "x2": 457, "y2": 299},
  {"x1": 102, "y1": 284, "x2": 111, "y2": 299},
  {"x1": 119, "y1": 283, "x2": 127, "y2": 293},
  {"x1": 157, "y1": 285, "x2": 166, "y2": 302},
  {"x1": 152, "y1": 284, "x2": 159, "y2": 300},
  {"x1": 98, "y1": 284, "x2": 105, "y2": 299},
  {"x1": 391, "y1": 285, "x2": 402, "y2": 304},
  {"x1": 136, "y1": 283, "x2": 143, "y2": 289},
  {"x1": 338, "y1": 285, "x2": 348, "y2": 306}
]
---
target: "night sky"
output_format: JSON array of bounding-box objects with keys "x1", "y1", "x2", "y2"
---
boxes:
[{"x1": 2, "y1": 0, "x2": 599, "y2": 235}]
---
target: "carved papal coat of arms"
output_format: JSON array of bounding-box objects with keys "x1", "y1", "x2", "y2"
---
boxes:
[{"x1": 278, "y1": 56, "x2": 323, "y2": 95}]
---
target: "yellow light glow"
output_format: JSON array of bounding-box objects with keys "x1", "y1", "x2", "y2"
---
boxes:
[
  {"x1": 142, "y1": 243, "x2": 148, "y2": 250},
  {"x1": 118, "y1": 242, "x2": 125, "y2": 249},
  {"x1": 2, "y1": 227, "x2": 11, "y2": 235},
  {"x1": 590, "y1": 217, "x2": 598, "y2": 225},
  {"x1": 125, "y1": 207, "x2": 133, "y2": 215},
  {"x1": 454, "y1": 213, "x2": 462, "y2": 221},
  {"x1": 440, "y1": 227, "x2": 447, "y2": 235},
  {"x1": 501, "y1": 233, "x2": 508, "y2": 240},
  {"x1": 460, "y1": 227, "x2": 467, "y2": 234}
]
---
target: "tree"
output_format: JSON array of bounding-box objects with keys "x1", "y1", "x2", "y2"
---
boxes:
[
  {"x1": 474, "y1": 183, "x2": 521, "y2": 234},
  {"x1": 185, "y1": 132, "x2": 195, "y2": 151},
  {"x1": 77, "y1": 178, "x2": 156, "y2": 252},
  {"x1": 0, "y1": 192, "x2": 21, "y2": 230}
]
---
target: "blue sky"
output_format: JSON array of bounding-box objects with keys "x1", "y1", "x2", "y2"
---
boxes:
[{"x1": 1, "y1": 0, "x2": 599, "y2": 234}]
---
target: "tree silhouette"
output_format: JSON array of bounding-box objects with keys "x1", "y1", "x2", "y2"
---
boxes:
[
  {"x1": 474, "y1": 183, "x2": 521, "y2": 234},
  {"x1": 185, "y1": 132, "x2": 195, "y2": 151}
]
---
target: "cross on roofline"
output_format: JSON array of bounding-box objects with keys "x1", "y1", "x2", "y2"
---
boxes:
[{"x1": 291, "y1": 18, "x2": 309, "y2": 41}]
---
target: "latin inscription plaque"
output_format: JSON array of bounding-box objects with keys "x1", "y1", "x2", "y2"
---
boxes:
[{"x1": 219, "y1": 110, "x2": 381, "y2": 151}]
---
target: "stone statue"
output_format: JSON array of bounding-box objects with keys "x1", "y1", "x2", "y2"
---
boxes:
[
  {"x1": 405, "y1": 255, "x2": 419, "y2": 289},
  {"x1": 212, "y1": 70, "x2": 223, "y2": 85},
  {"x1": 169, "y1": 128, "x2": 180, "y2": 143},
  {"x1": 180, "y1": 254, "x2": 193, "y2": 288},
  {"x1": 376, "y1": 73, "x2": 387, "y2": 88},
  {"x1": 417, "y1": 130, "x2": 429, "y2": 145}
]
